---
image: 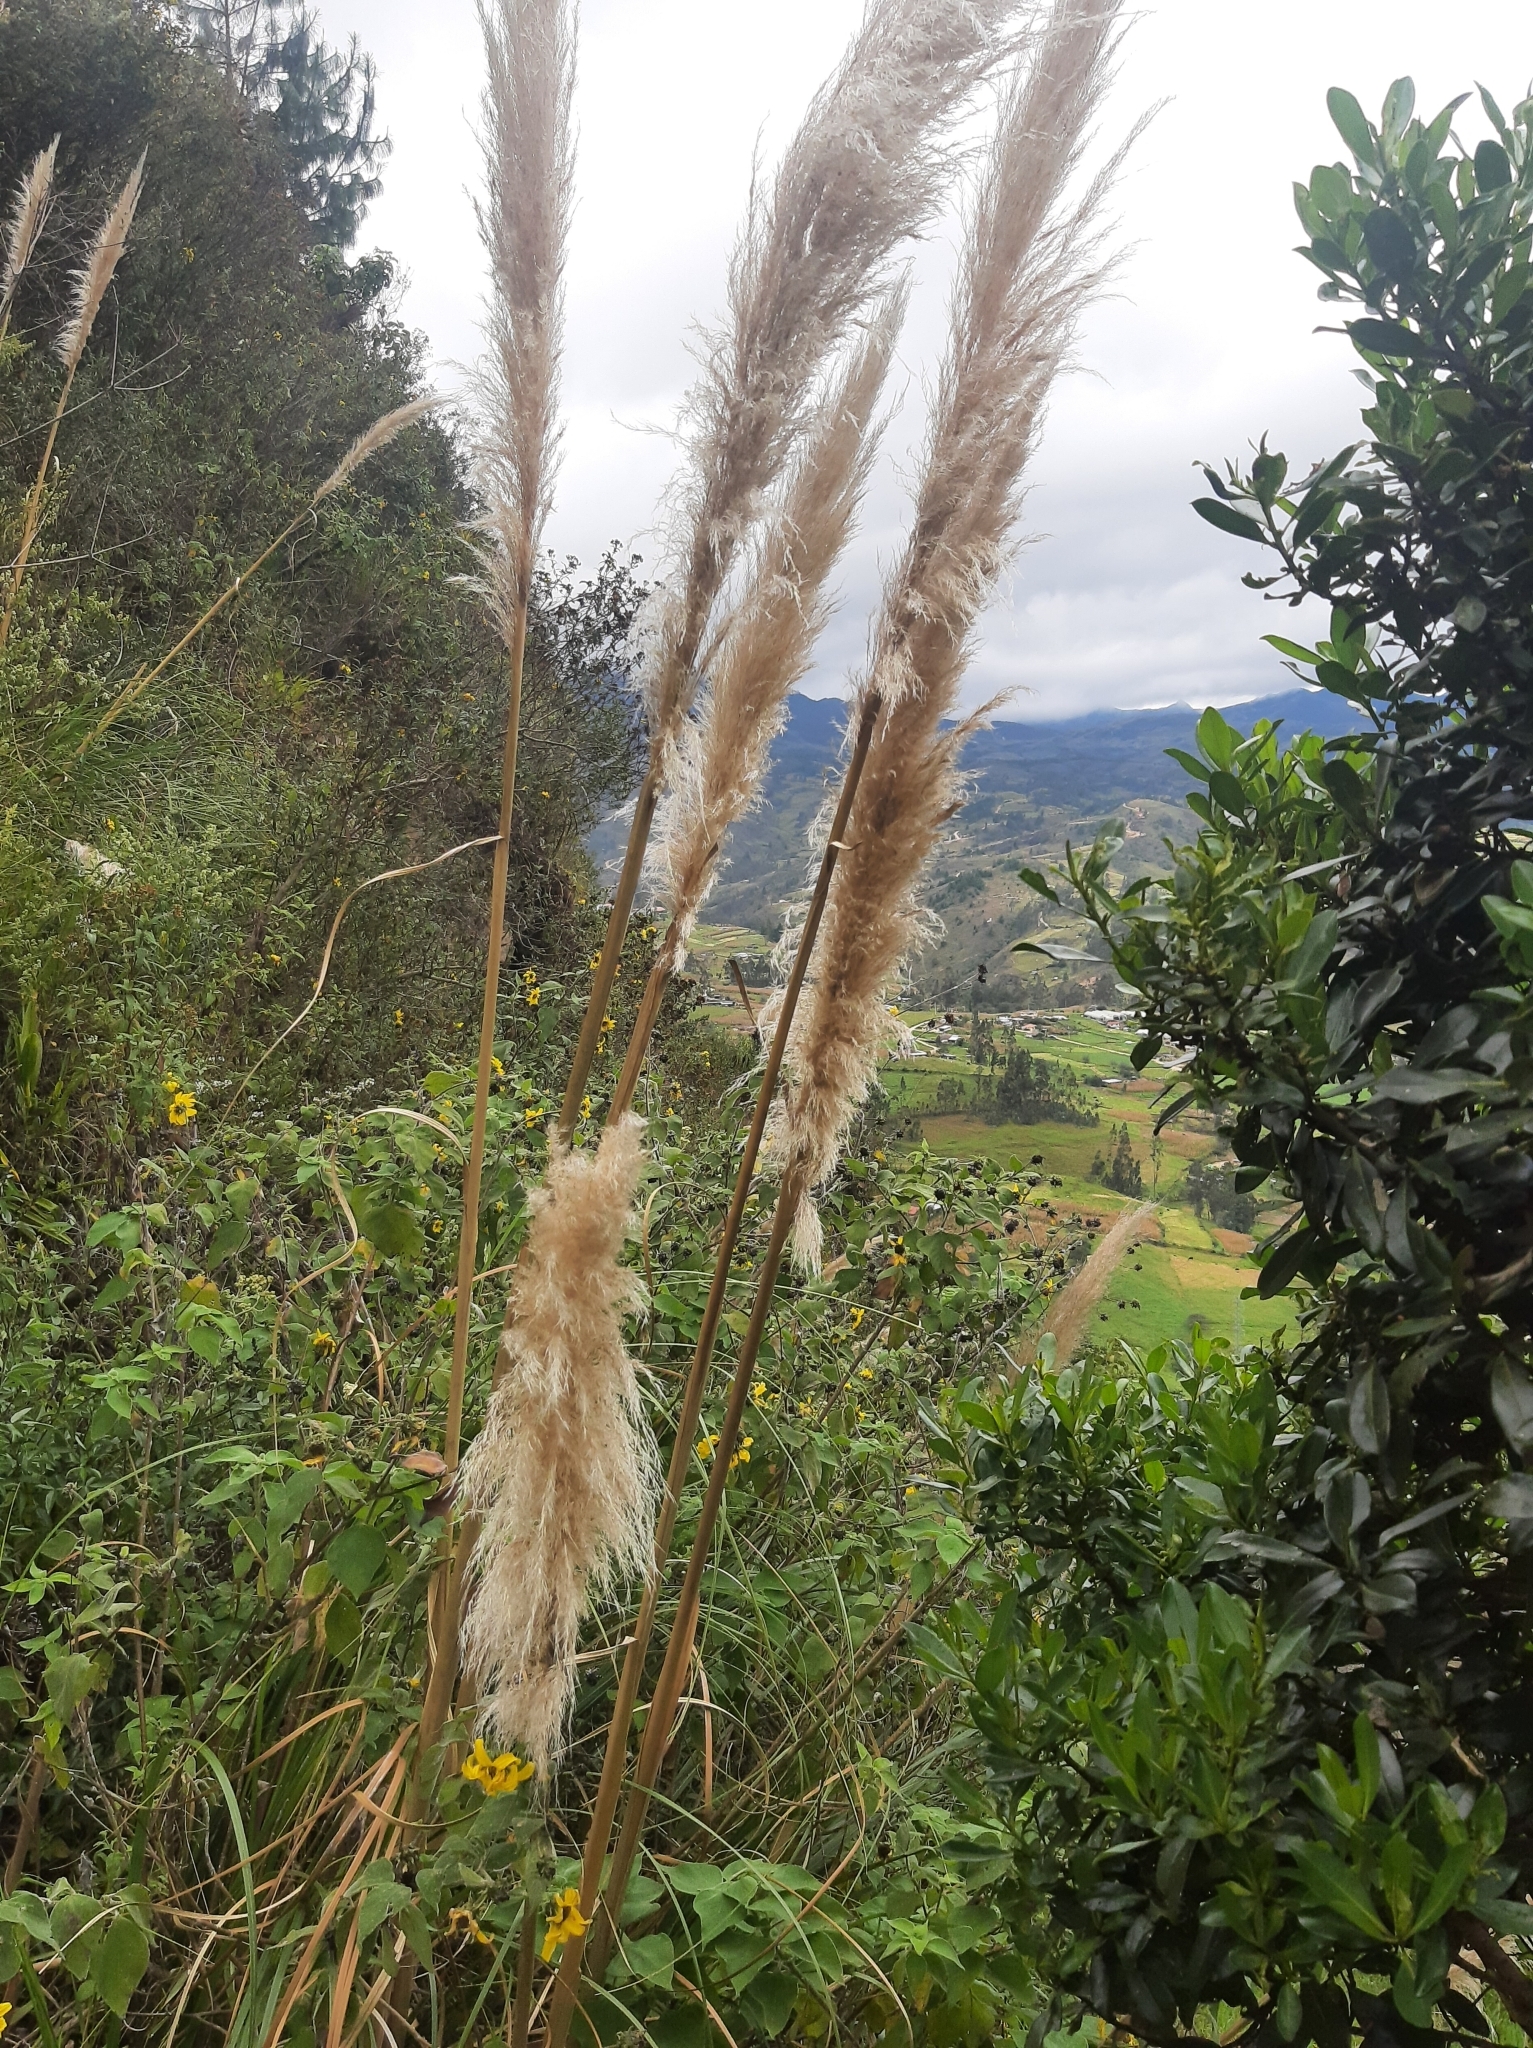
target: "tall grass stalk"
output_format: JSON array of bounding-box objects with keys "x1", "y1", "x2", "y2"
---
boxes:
[
  {"x1": 557, "y1": 0, "x2": 1038, "y2": 1136},
  {"x1": 0, "y1": 132, "x2": 58, "y2": 339},
  {"x1": 542, "y1": 691, "x2": 881, "y2": 2042},
  {"x1": 774, "y1": 0, "x2": 1132, "y2": 1266},
  {"x1": 607, "y1": 293, "x2": 904, "y2": 1121},
  {"x1": 414, "y1": 0, "x2": 575, "y2": 1801},
  {"x1": 75, "y1": 395, "x2": 439, "y2": 755},
  {"x1": 1, "y1": 150, "x2": 144, "y2": 649}
]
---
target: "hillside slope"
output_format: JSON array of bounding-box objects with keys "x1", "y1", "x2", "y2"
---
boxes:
[{"x1": 591, "y1": 688, "x2": 1357, "y2": 998}]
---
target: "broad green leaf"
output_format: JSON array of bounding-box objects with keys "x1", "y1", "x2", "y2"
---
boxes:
[
  {"x1": 1193, "y1": 498, "x2": 1266, "y2": 544},
  {"x1": 90, "y1": 1913, "x2": 150, "y2": 2017},
  {"x1": 326, "y1": 1522, "x2": 388, "y2": 1598},
  {"x1": 1290, "y1": 1843, "x2": 1389, "y2": 1939}
]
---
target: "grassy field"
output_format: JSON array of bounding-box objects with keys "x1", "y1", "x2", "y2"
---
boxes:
[
  {"x1": 691, "y1": 989, "x2": 1291, "y2": 1352},
  {"x1": 881, "y1": 1011, "x2": 1294, "y2": 1350}
]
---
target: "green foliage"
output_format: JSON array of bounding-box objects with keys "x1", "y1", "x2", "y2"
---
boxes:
[{"x1": 1002, "y1": 79, "x2": 1533, "y2": 2046}]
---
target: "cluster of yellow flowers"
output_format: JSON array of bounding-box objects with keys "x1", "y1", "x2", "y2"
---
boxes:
[
  {"x1": 311, "y1": 1330, "x2": 337, "y2": 1357},
  {"x1": 163, "y1": 1074, "x2": 197, "y2": 1127},
  {"x1": 541, "y1": 1886, "x2": 589, "y2": 1962},
  {"x1": 460, "y1": 1737, "x2": 534, "y2": 1797},
  {"x1": 751, "y1": 1381, "x2": 778, "y2": 1408},
  {"x1": 697, "y1": 1433, "x2": 752, "y2": 1474}
]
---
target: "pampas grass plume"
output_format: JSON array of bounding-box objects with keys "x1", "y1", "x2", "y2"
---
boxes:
[
  {"x1": 57, "y1": 149, "x2": 145, "y2": 375},
  {"x1": 473, "y1": 0, "x2": 575, "y2": 639},
  {"x1": 459, "y1": 1115, "x2": 658, "y2": 1774},
  {"x1": 314, "y1": 395, "x2": 441, "y2": 502},
  {"x1": 640, "y1": 0, "x2": 1036, "y2": 766},
  {"x1": 774, "y1": 0, "x2": 1131, "y2": 1264},
  {"x1": 653, "y1": 286, "x2": 906, "y2": 973},
  {"x1": 1, "y1": 133, "x2": 58, "y2": 329}
]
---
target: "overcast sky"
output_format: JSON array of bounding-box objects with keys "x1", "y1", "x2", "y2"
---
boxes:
[{"x1": 314, "y1": 0, "x2": 1528, "y2": 721}]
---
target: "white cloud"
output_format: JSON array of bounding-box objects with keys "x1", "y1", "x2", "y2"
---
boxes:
[{"x1": 317, "y1": 0, "x2": 1529, "y2": 716}]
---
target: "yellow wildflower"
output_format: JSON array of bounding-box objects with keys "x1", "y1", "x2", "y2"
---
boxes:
[
  {"x1": 523, "y1": 969, "x2": 537, "y2": 984},
  {"x1": 848, "y1": 1307, "x2": 865, "y2": 1332},
  {"x1": 874, "y1": 1149, "x2": 886, "y2": 1162},
  {"x1": 729, "y1": 1437, "x2": 752, "y2": 1473},
  {"x1": 589, "y1": 954, "x2": 602, "y2": 969},
  {"x1": 524, "y1": 1108, "x2": 543, "y2": 1128},
  {"x1": 0, "y1": 2002, "x2": 12, "y2": 2036},
  {"x1": 859, "y1": 1366, "x2": 874, "y2": 1381},
  {"x1": 751, "y1": 1382, "x2": 767, "y2": 1401},
  {"x1": 542, "y1": 1886, "x2": 589, "y2": 1962},
  {"x1": 167, "y1": 1089, "x2": 197, "y2": 1127},
  {"x1": 394, "y1": 1009, "x2": 404, "y2": 1026},
  {"x1": 580, "y1": 1096, "x2": 593, "y2": 1119},
  {"x1": 526, "y1": 988, "x2": 540, "y2": 1006},
  {"x1": 460, "y1": 1737, "x2": 534, "y2": 1797},
  {"x1": 431, "y1": 1218, "x2": 444, "y2": 1234},
  {"x1": 311, "y1": 1331, "x2": 337, "y2": 1356},
  {"x1": 491, "y1": 1056, "x2": 504, "y2": 1076},
  {"x1": 599, "y1": 1014, "x2": 615, "y2": 1034},
  {"x1": 696, "y1": 1433, "x2": 719, "y2": 1461},
  {"x1": 447, "y1": 1906, "x2": 493, "y2": 1947}
]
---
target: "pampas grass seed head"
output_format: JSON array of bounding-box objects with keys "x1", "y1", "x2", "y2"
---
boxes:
[
  {"x1": 458, "y1": 1114, "x2": 658, "y2": 1774},
  {"x1": 1, "y1": 134, "x2": 58, "y2": 322},
  {"x1": 57, "y1": 150, "x2": 145, "y2": 376}
]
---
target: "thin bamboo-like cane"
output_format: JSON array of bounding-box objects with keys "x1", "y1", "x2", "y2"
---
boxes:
[{"x1": 541, "y1": 692, "x2": 880, "y2": 2048}]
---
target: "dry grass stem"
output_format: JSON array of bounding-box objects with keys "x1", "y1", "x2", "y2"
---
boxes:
[
  {"x1": 640, "y1": 0, "x2": 1038, "y2": 767},
  {"x1": 414, "y1": 0, "x2": 576, "y2": 1831},
  {"x1": 772, "y1": 0, "x2": 1131, "y2": 1265},
  {"x1": 458, "y1": 1115, "x2": 659, "y2": 1774},
  {"x1": 0, "y1": 133, "x2": 58, "y2": 334},
  {"x1": 653, "y1": 289, "x2": 905, "y2": 975}
]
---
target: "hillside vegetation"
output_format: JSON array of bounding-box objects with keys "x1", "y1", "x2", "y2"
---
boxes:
[{"x1": 2, "y1": 17, "x2": 1532, "y2": 2048}]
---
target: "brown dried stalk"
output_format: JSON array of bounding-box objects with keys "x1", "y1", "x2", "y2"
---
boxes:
[
  {"x1": 559, "y1": 0, "x2": 1038, "y2": 1134},
  {"x1": 413, "y1": 0, "x2": 576, "y2": 1821},
  {"x1": 607, "y1": 289, "x2": 905, "y2": 1119},
  {"x1": 1, "y1": 150, "x2": 144, "y2": 649},
  {"x1": 542, "y1": 693, "x2": 882, "y2": 2048},
  {"x1": 457, "y1": 1114, "x2": 659, "y2": 1773},
  {"x1": 0, "y1": 133, "x2": 59, "y2": 338},
  {"x1": 773, "y1": 0, "x2": 1132, "y2": 1265}
]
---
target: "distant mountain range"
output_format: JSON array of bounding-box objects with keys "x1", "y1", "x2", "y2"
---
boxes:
[{"x1": 589, "y1": 687, "x2": 1358, "y2": 999}]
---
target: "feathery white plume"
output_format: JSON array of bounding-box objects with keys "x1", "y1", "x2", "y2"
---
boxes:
[
  {"x1": 772, "y1": 0, "x2": 1133, "y2": 1264},
  {"x1": 57, "y1": 150, "x2": 145, "y2": 375},
  {"x1": 653, "y1": 287, "x2": 907, "y2": 973},
  {"x1": 459, "y1": 1117, "x2": 659, "y2": 1774},
  {"x1": 1, "y1": 134, "x2": 59, "y2": 328}
]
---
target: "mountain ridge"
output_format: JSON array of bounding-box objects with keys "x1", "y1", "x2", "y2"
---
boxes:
[{"x1": 589, "y1": 686, "x2": 1357, "y2": 998}]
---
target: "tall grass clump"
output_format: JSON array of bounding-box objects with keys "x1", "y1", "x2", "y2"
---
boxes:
[
  {"x1": 774, "y1": 0, "x2": 1134, "y2": 1267},
  {"x1": 559, "y1": 0, "x2": 1039, "y2": 1131},
  {"x1": 415, "y1": 0, "x2": 577, "y2": 1799},
  {"x1": 583, "y1": 0, "x2": 1134, "y2": 1951}
]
